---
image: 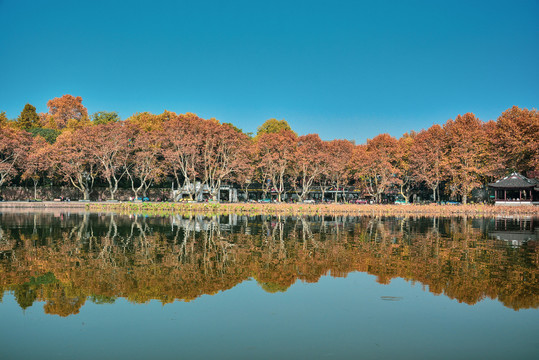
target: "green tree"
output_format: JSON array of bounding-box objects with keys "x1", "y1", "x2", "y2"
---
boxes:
[
  {"x1": 256, "y1": 118, "x2": 295, "y2": 137},
  {"x1": 92, "y1": 111, "x2": 120, "y2": 125},
  {"x1": 16, "y1": 104, "x2": 40, "y2": 130},
  {"x1": 0, "y1": 111, "x2": 8, "y2": 126},
  {"x1": 223, "y1": 122, "x2": 244, "y2": 134},
  {"x1": 28, "y1": 128, "x2": 61, "y2": 144},
  {"x1": 14, "y1": 284, "x2": 37, "y2": 310}
]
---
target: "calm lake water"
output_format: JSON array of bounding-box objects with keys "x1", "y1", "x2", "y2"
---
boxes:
[{"x1": 0, "y1": 211, "x2": 538, "y2": 359}]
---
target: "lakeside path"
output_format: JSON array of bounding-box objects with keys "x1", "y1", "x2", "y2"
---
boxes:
[{"x1": 1, "y1": 201, "x2": 539, "y2": 217}]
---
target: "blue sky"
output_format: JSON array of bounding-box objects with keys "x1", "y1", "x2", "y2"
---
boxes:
[{"x1": 0, "y1": 0, "x2": 537, "y2": 142}]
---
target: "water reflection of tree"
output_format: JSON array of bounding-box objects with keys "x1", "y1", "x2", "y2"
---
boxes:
[{"x1": 0, "y1": 213, "x2": 537, "y2": 316}]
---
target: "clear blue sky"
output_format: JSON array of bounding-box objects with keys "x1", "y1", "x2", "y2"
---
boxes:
[{"x1": 0, "y1": 0, "x2": 537, "y2": 142}]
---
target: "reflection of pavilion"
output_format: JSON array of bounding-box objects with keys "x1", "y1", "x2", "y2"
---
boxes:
[
  {"x1": 488, "y1": 217, "x2": 538, "y2": 246},
  {"x1": 488, "y1": 173, "x2": 539, "y2": 206}
]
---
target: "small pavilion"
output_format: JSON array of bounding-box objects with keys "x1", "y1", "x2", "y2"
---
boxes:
[{"x1": 488, "y1": 173, "x2": 539, "y2": 206}]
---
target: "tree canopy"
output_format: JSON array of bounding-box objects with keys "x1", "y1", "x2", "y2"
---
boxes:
[
  {"x1": 16, "y1": 103, "x2": 40, "y2": 130},
  {"x1": 46, "y1": 94, "x2": 88, "y2": 129},
  {"x1": 91, "y1": 111, "x2": 120, "y2": 125},
  {"x1": 256, "y1": 118, "x2": 295, "y2": 137},
  {"x1": 0, "y1": 111, "x2": 8, "y2": 126},
  {"x1": 0, "y1": 95, "x2": 537, "y2": 204}
]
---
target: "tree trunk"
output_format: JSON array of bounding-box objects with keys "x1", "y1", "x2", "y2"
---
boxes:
[
  {"x1": 278, "y1": 174, "x2": 284, "y2": 202},
  {"x1": 462, "y1": 193, "x2": 467, "y2": 204},
  {"x1": 33, "y1": 179, "x2": 38, "y2": 200},
  {"x1": 183, "y1": 179, "x2": 194, "y2": 200},
  {"x1": 84, "y1": 188, "x2": 90, "y2": 200},
  {"x1": 195, "y1": 182, "x2": 204, "y2": 202},
  {"x1": 215, "y1": 179, "x2": 222, "y2": 201},
  {"x1": 130, "y1": 177, "x2": 139, "y2": 199},
  {"x1": 243, "y1": 183, "x2": 249, "y2": 201},
  {"x1": 108, "y1": 178, "x2": 118, "y2": 200},
  {"x1": 400, "y1": 183, "x2": 409, "y2": 203}
]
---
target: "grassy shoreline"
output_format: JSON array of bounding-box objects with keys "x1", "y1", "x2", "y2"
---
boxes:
[
  {"x1": 1, "y1": 201, "x2": 538, "y2": 216},
  {"x1": 91, "y1": 202, "x2": 539, "y2": 216}
]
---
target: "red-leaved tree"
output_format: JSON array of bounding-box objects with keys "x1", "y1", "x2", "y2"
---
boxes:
[{"x1": 255, "y1": 130, "x2": 297, "y2": 202}]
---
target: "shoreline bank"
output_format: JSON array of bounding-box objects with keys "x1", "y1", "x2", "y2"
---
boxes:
[{"x1": 1, "y1": 201, "x2": 539, "y2": 216}]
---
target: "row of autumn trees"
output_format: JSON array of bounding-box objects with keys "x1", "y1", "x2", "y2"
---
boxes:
[{"x1": 1, "y1": 95, "x2": 538, "y2": 203}]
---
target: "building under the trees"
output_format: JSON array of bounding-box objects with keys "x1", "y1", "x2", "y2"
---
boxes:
[{"x1": 488, "y1": 173, "x2": 539, "y2": 206}]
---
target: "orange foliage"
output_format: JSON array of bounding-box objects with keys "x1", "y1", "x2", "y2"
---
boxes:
[
  {"x1": 45, "y1": 94, "x2": 88, "y2": 129},
  {"x1": 444, "y1": 113, "x2": 490, "y2": 203},
  {"x1": 255, "y1": 129, "x2": 297, "y2": 201},
  {"x1": 1, "y1": 213, "x2": 537, "y2": 315},
  {"x1": 0, "y1": 126, "x2": 32, "y2": 188},
  {"x1": 353, "y1": 134, "x2": 400, "y2": 203},
  {"x1": 0, "y1": 102, "x2": 538, "y2": 203}
]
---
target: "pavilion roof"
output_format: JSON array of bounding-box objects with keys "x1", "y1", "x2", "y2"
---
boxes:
[{"x1": 488, "y1": 173, "x2": 538, "y2": 189}]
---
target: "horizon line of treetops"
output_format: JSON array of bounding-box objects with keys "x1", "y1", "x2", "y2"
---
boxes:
[{"x1": 0, "y1": 94, "x2": 538, "y2": 204}]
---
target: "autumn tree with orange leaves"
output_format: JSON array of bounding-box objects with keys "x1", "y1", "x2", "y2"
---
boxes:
[
  {"x1": 125, "y1": 124, "x2": 164, "y2": 199},
  {"x1": 290, "y1": 134, "x2": 326, "y2": 201},
  {"x1": 21, "y1": 136, "x2": 51, "y2": 199},
  {"x1": 128, "y1": 110, "x2": 176, "y2": 132},
  {"x1": 255, "y1": 130, "x2": 297, "y2": 202},
  {"x1": 0, "y1": 126, "x2": 32, "y2": 190},
  {"x1": 50, "y1": 129, "x2": 98, "y2": 200},
  {"x1": 162, "y1": 113, "x2": 203, "y2": 199},
  {"x1": 197, "y1": 120, "x2": 251, "y2": 200},
  {"x1": 325, "y1": 139, "x2": 354, "y2": 203},
  {"x1": 353, "y1": 134, "x2": 400, "y2": 203},
  {"x1": 88, "y1": 122, "x2": 131, "y2": 200},
  {"x1": 494, "y1": 106, "x2": 539, "y2": 174},
  {"x1": 45, "y1": 95, "x2": 88, "y2": 129},
  {"x1": 234, "y1": 144, "x2": 256, "y2": 201},
  {"x1": 444, "y1": 113, "x2": 490, "y2": 204},
  {"x1": 395, "y1": 131, "x2": 416, "y2": 203},
  {"x1": 410, "y1": 125, "x2": 447, "y2": 202}
]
